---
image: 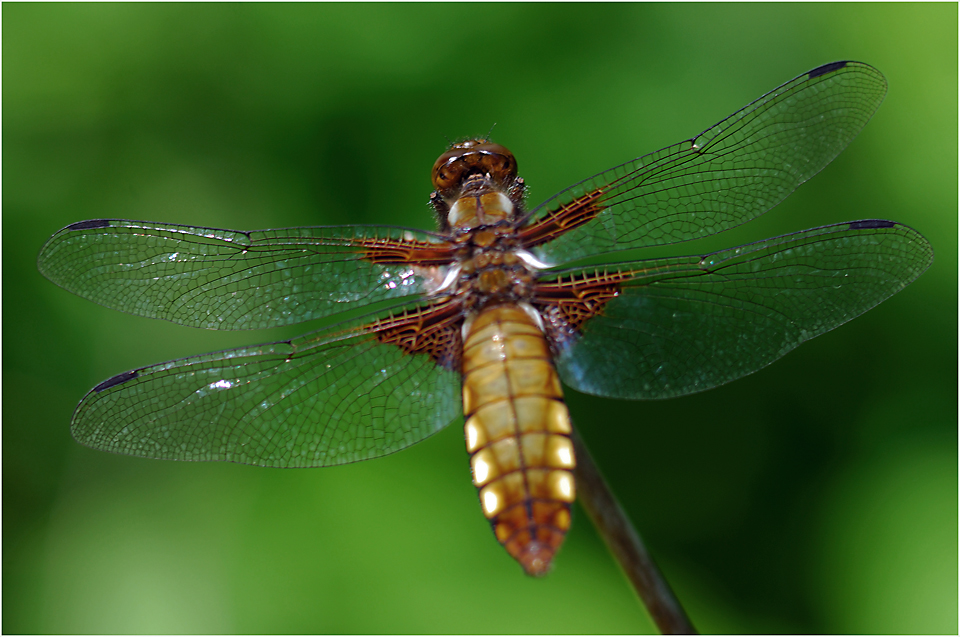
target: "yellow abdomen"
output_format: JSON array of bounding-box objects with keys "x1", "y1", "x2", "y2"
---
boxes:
[{"x1": 461, "y1": 304, "x2": 576, "y2": 576}]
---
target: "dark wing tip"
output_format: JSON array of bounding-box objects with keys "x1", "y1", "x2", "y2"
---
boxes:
[
  {"x1": 92, "y1": 370, "x2": 139, "y2": 393},
  {"x1": 66, "y1": 219, "x2": 112, "y2": 231},
  {"x1": 808, "y1": 61, "x2": 848, "y2": 79},
  {"x1": 848, "y1": 219, "x2": 896, "y2": 230}
]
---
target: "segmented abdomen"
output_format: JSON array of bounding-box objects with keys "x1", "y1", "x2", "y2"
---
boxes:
[{"x1": 461, "y1": 304, "x2": 576, "y2": 576}]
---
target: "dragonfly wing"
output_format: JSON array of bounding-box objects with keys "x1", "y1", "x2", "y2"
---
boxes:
[
  {"x1": 71, "y1": 300, "x2": 464, "y2": 467},
  {"x1": 524, "y1": 62, "x2": 888, "y2": 265},
  {"x1": 38, "y1": 219, "x2": 455, "y2": 330},
  {"x1": 536, "y1": 221, "x2": 932, "y2": 399}
]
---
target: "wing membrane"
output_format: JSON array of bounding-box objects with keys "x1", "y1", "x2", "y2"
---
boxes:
[
  {"x1": 71, "y1": 301, "x2": 462, "y2": 467},
  {"x1": 543, "y1": 221, "x2": 932, "y2": 399},
  {"x1": 38, "y1": 219, "x2": 453, "y2": 330},
  {"x1": 527, "y1": 61, "x2": 888, "y2": 265}
]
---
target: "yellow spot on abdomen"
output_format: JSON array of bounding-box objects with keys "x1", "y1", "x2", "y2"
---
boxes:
[{"x1": 483, "y1": 490, "x2": 499, "y2": 516}]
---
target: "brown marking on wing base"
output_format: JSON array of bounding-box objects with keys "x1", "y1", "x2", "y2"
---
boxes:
[
  {"x1": 355, "y1": 236, "x2": 458, "y2": 265},
  {"x1": 363, "y1": 300, "x2": 464, "y2": 370},
  {"x1": 518, "y1": 188, "x2": 605, "y2": 249},
  {"x1": 533, "y1": 269, "x2": 645, "y2": 350}
]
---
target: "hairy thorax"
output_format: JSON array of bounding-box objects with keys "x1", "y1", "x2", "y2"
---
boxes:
[{"x1": 455, "y1": 226, "x2": 537, "y2": 314}]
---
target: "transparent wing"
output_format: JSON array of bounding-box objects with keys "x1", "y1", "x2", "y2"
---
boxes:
[
  {"x1": 526, "y1": 61, "x2": 888, "y2": 265},
  {"x1": 543, "y1": 221, "x2": 932, "y2": 399},
  {"x1": 71, "y1": 302, "x2": 462, "y2": 467},
  {"x1": 38, "y1": 219, "x2": 454, "y2": 330}
]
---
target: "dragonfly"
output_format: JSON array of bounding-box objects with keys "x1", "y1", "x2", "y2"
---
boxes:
[{"x1": 38, "y1": 61, "x2": 932, "y2": 577}]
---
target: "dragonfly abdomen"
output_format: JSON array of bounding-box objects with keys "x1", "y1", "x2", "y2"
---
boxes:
[{"x1": 461, "y1": 304, "x2": 576, "y2": 576}]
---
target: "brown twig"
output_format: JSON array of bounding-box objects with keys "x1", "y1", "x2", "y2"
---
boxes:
[{"x1": 571, "y1": 426, "x2": 697, "y2": 635}]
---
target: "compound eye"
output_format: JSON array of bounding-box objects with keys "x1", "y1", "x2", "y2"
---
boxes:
[
  {"x1": 432, "y1": 149, "x2": 468, "y2": 191},
  {"x1": 477, "y1": 144, "x2": 517, "y2": 181},
  {"x1": 473, "y1": 142, "x2": 513, "y2": 160}
]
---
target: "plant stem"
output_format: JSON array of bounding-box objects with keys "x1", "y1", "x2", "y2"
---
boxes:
[{"x1": 571, "y1": 426, "x2": 697, "y2": 635}]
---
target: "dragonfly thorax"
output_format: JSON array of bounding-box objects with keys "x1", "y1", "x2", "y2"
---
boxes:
[{"x1": 457, "y1": 243, "x2": 536, "y2": 313}]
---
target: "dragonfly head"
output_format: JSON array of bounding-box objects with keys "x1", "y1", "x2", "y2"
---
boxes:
[
  {"x1": 432, "y1": 139, "x2": 518, "y2": 196},
  {"x1": 430, "y1": 139, "x2": 524, "y2": 231}
]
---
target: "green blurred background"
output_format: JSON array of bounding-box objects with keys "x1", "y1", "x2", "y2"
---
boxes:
[{"x1": 4, "y1": 4, "x2": 956, "y2": 634}]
